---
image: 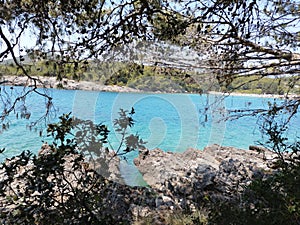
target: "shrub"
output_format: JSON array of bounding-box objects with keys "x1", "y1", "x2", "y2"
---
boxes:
[
  {"x1": 0, "y1": 109, "x2": 146, "y2": 224},
  {"x1": 208, "y1": 120, "x2": 300, "y2": 225}
]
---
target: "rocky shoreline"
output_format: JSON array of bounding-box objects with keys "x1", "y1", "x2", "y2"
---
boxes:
[
  {"x1": 134, "y1": 144, "x2": 276, "y2": 207},
  {"x1": 208, "y1": 91, "x2": 300, "y2": 99},
  {"x1": 3, "y1": 75, "x2": 299, "y2": 98},
  {"x1": 135, "y1": 144, "x2": 275, "y2": 188},
  {"x1": 0, "y1": 75, "x2": 282, "y2": 223},
  {"x1": 1, "y1": 75, "x2": 142, "y2": 93},
  {"x1": 0, "y1": 143, "x2": 277, "y2": 224}
]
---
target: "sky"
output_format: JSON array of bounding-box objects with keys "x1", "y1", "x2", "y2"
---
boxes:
[{"x1": 1, "y1": 0, "x2": 300, "y2": 63}]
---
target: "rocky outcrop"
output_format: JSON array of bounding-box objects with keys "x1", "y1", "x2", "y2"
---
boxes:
[
  {"x1": 134, "y1": 144, "x2": 276, "y2": 206},
  {"x1": 135, "y1": 145, "x2": 275, "y2": 187},
  {"x1": 0, "y1": 144, "x2": 279, "y2": 224}
]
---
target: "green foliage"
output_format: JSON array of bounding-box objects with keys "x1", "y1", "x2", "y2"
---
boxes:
[
  {"x1": 112, "y1": 108, "x2": 146, "y2": 157},
  {"x1": 151, "y1": 10, "x2": 188, "y2": 43},
  {"x1": 104, "y1": 62, "x2": 205, "y2": 93},
  {"x1": 47, "y1": 113, "x2": 74, "y2": 147},
  {"x1": 0, "y1": 109, "x2": 146, "y2": 224},
  {"x1": 2, "y1": 58, "x2": 300, "y2": 95},
  {"x1": 209, "y1": 156, "x2": 300, "y2": 225},
  {"x1": 104, "y1": 63, "x2": 144, "y2": 86},
  {"x1": 208, "y1": 120, "x2": 300, "y2": 225},
  {"x1": 227, "y1": 76, "x2": 299, "y2": 95}
]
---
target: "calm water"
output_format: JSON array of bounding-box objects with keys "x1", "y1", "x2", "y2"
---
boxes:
[{"x1": 1, "y1": 86, "x2": 299, "y2": 185}]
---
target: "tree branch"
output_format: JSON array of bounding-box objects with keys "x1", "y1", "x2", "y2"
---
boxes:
[{"x1": 236, "y1": 36, "x2": 300, "y2": 61}]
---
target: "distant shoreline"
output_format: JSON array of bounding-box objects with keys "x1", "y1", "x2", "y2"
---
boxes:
[
  {"x1": 1, "y1": 75, "x2": 299, "y2": 98},
  {"x1": 207, "y1": 91, "x2": 299, "y2": 99},
  {"x1": 1, "y1": 75, "x2": 141, "y2": 93}
]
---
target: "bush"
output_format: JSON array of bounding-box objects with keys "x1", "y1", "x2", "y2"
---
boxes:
[
  {"x1": 208, "y1": 119, "x2": 300, "y2": 225},
  {"x1": 0, "y1": 109, "x2": 146, "y2": 224}
]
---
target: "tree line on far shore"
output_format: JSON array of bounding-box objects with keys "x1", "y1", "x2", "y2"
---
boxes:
[{"x1": 1, "y1": 59, "x2": 299, "y2": 95}]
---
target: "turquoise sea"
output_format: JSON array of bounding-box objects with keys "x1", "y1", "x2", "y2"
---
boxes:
[{"x1": 0, "y1": 86, "x2": 299, "y2": 185}]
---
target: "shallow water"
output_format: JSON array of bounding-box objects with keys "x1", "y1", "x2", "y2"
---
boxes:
[{"x1": 0, "y1": 86, "x2": 299, "y2": 185}]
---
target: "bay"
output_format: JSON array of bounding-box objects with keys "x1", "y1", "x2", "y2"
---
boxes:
[{"x1": 0, "y1": 86, "x2": 299, "y2": 185}]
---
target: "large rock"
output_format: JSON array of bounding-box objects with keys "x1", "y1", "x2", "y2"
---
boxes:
[
  {"x1": 135, "y1": 144, "x2": 274, "y2": 187},
  {"x1": 134, "y1": 144, "x2": 276, "y2": 205}
]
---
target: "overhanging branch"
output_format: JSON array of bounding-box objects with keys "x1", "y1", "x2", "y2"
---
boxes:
[{"x1": 236, "y1": 36, "x2": 300, "y2": 61}]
